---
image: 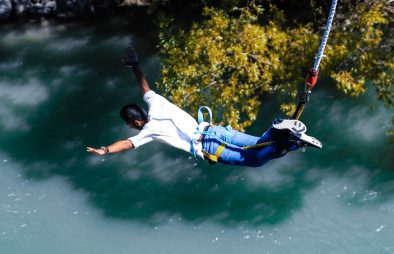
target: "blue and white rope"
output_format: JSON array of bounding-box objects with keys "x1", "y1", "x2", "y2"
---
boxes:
[{"x1": 313, "y1": 0, "x2": 338, "y2": 72}]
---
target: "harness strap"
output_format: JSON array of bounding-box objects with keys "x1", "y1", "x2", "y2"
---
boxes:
[
  {"x1": 190, "y1": 106, "x2": 213, "y2": 157},
  {"x1": 198, "y1": 106, "x2": 213, "y2": 124},
  {"x1": 224, "y1": 125, "x2": 232, "y2": 143},
  {"x1": 202, "y1": 142, "x2": 227, "y2": 163},
  {"x1": 195, "y1": 106, "x2": 231, "y2": 164},
  {"x1": 242, "y1": 141, "x2": 275, "y2": 150}
]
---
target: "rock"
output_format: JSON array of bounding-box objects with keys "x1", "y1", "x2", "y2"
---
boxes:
[
  {"x1": 122, "y1": 0, "x2": 148, "y2": 6},
  {"x1": 1, "y1": 0, "x2": 143, "y2": 20},
  {"x1": 0, "y1": 0, "x2": 12, "y2": 19},
  {"x1": 44, "y1": 0, "x2": 56, "y2": 14},
  {"x1": 55, "y1": 0, "x2": 94, "y2": 19},
  {"x1": 13, "y1": 0, "x2": 31, "y2": 16},
  {"x1": 32, "y1": 1, "x2": 45, "y2": 15}
]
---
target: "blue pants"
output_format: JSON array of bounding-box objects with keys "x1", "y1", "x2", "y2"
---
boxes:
[{"x1": 201, "y1": 125, "x2": 297, "y2": 167}]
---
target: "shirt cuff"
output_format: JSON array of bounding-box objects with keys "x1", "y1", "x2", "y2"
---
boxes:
[
  {"x1": 128, "y1": 137, "x2": 139, "y2": 149},
  {"x1": 143, "y1": 90, "x2": 156, "y2": 102}
]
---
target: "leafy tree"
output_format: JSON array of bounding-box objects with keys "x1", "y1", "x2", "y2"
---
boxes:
[{"x1": 156, "y1": 0, "x2": 393, "y2": 135}]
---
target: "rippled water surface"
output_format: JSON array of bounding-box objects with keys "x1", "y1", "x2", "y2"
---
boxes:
[{"x1": 1, "y1": 21, "x2": 393, "y2": 254}]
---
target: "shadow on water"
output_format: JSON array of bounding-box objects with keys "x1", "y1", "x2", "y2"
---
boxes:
[{"x1": 0, "y1": 19, "x2": 393, "y2": 227}]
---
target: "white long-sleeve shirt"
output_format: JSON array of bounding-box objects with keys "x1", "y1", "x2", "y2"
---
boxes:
[{"x1": 128, "y1": 90, "x2": 206, "y2": 158}]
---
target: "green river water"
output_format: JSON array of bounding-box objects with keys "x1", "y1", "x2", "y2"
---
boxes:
[{"x1": 0, "y1": 20, "x2": 394, "y2": 254}]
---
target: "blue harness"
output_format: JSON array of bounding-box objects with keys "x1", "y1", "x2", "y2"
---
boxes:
[{"x1": 191, "y1": 106, "x2": 232, "y2": 163}]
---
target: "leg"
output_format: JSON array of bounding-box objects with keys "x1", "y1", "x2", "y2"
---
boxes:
[
  {"x1": 204, "y1": 126, "x2": 260, "y2": 147},
  {"x1": 230, "y1": 130, "x2": 260, "y2": 147},
  {"x1": 202, "y1": 131, "x2": 283, "y2": 167},
  {"x1": 257, "y1": 128, "x2": 276, "y2": 143},
  {"x1": 218, "y1": 142, "x2": 284, "y2": 167},
  {"x1": 213, "y1": 125, "x2": 284, "y2": 147},
  {"x1": 202, "y1": 126, "x2": 293, "y2": 167},
  {"x1": 258, "y1": 128, "x2": 300, "y2": 154}
]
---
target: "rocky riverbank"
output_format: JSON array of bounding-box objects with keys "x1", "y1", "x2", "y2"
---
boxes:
[{"x1": 0, "y1": 0, "x2": 147, "y2": 20}]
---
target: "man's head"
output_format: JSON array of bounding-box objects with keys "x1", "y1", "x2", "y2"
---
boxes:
[{"x1": 120, "y1": 103, "x2": 148, "y2": 130}]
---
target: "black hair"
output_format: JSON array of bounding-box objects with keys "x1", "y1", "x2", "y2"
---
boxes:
[{"x1": 120, "y1": 103, "x2": 148, "y2": 126}]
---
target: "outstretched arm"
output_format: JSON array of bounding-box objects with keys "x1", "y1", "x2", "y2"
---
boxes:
[
  {"x1": 86, "y1": 139, "x2": 134, "y2": 156},
  {"x1": 123, "y1": 46, "x2": 151, "y2": 95},
  {"x1": 132, "y1": 64, "x2": 151, "y2": 95}
]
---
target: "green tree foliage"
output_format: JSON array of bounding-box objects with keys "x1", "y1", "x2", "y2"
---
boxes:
[{"x1": 156, "y1": 0, "x2": 393, "y2": 133}]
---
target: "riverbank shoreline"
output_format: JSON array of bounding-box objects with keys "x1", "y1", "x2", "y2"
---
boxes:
[{"x1": 0, "y1": 0, "x2": 149, "y2": 22}]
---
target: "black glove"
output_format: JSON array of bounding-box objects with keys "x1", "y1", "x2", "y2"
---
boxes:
[{"x1": 121, "y1": 46, "x2": 138, "y2": 67}]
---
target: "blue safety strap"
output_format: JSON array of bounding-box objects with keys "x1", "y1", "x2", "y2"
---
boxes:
[
  {"x1": 190, "y1": 139, "x2": 197, "y2": 157},
  {"x1": 224, "y1": 125, "x2": 232, "y2": 143},
  {"x1": 198, "y1": 106, "x2": 213, "y2": 124},
  {"x1": 194, "y1": 106, "x2": 232, "y2": 142},
  {"x1": 192, "y1": 106, "x2": 232, "y2": 162},
  {"x1": 191, "y1": 106, "x2": 213, "y2": 157}
]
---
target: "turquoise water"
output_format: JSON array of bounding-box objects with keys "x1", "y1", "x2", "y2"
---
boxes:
[{"x1": 1, "y1": 21, "x2": 394, "y2": 254}]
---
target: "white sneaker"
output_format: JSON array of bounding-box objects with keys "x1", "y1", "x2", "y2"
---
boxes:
[
  {"x1": 293, "y1": 132, "x2": 323, "y2": 149},
  {"x1": 272, "y1": 118, "x2": 307, "y2": 134}
]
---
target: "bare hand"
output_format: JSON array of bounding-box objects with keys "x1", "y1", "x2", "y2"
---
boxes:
[{"x1": 86, "y1": 147, "x2": 106, "y2": 156}]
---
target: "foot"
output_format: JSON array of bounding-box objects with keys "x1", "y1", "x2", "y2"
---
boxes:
[
  {"x1": 292, "y1": 132, "x2": 322, "y2": 149},
  {"x1": 272, "y1": 118, "x2": 307, "y2": 134},
  {"x1": 121, "y1": 46, "x2": 138, "y2": 67}
]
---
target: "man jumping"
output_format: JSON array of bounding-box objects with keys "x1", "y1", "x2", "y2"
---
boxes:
[{"x1": 86, "y1": 47, "x2": 322, "y2": 167}]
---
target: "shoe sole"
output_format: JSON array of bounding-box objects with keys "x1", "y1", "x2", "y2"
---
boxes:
[
  {"x1": 273, "y1": 119, "x2": 307, "y2": 134},
  {"x1": 293, "y1": 133, "x2": 323, "y2": 149}
]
